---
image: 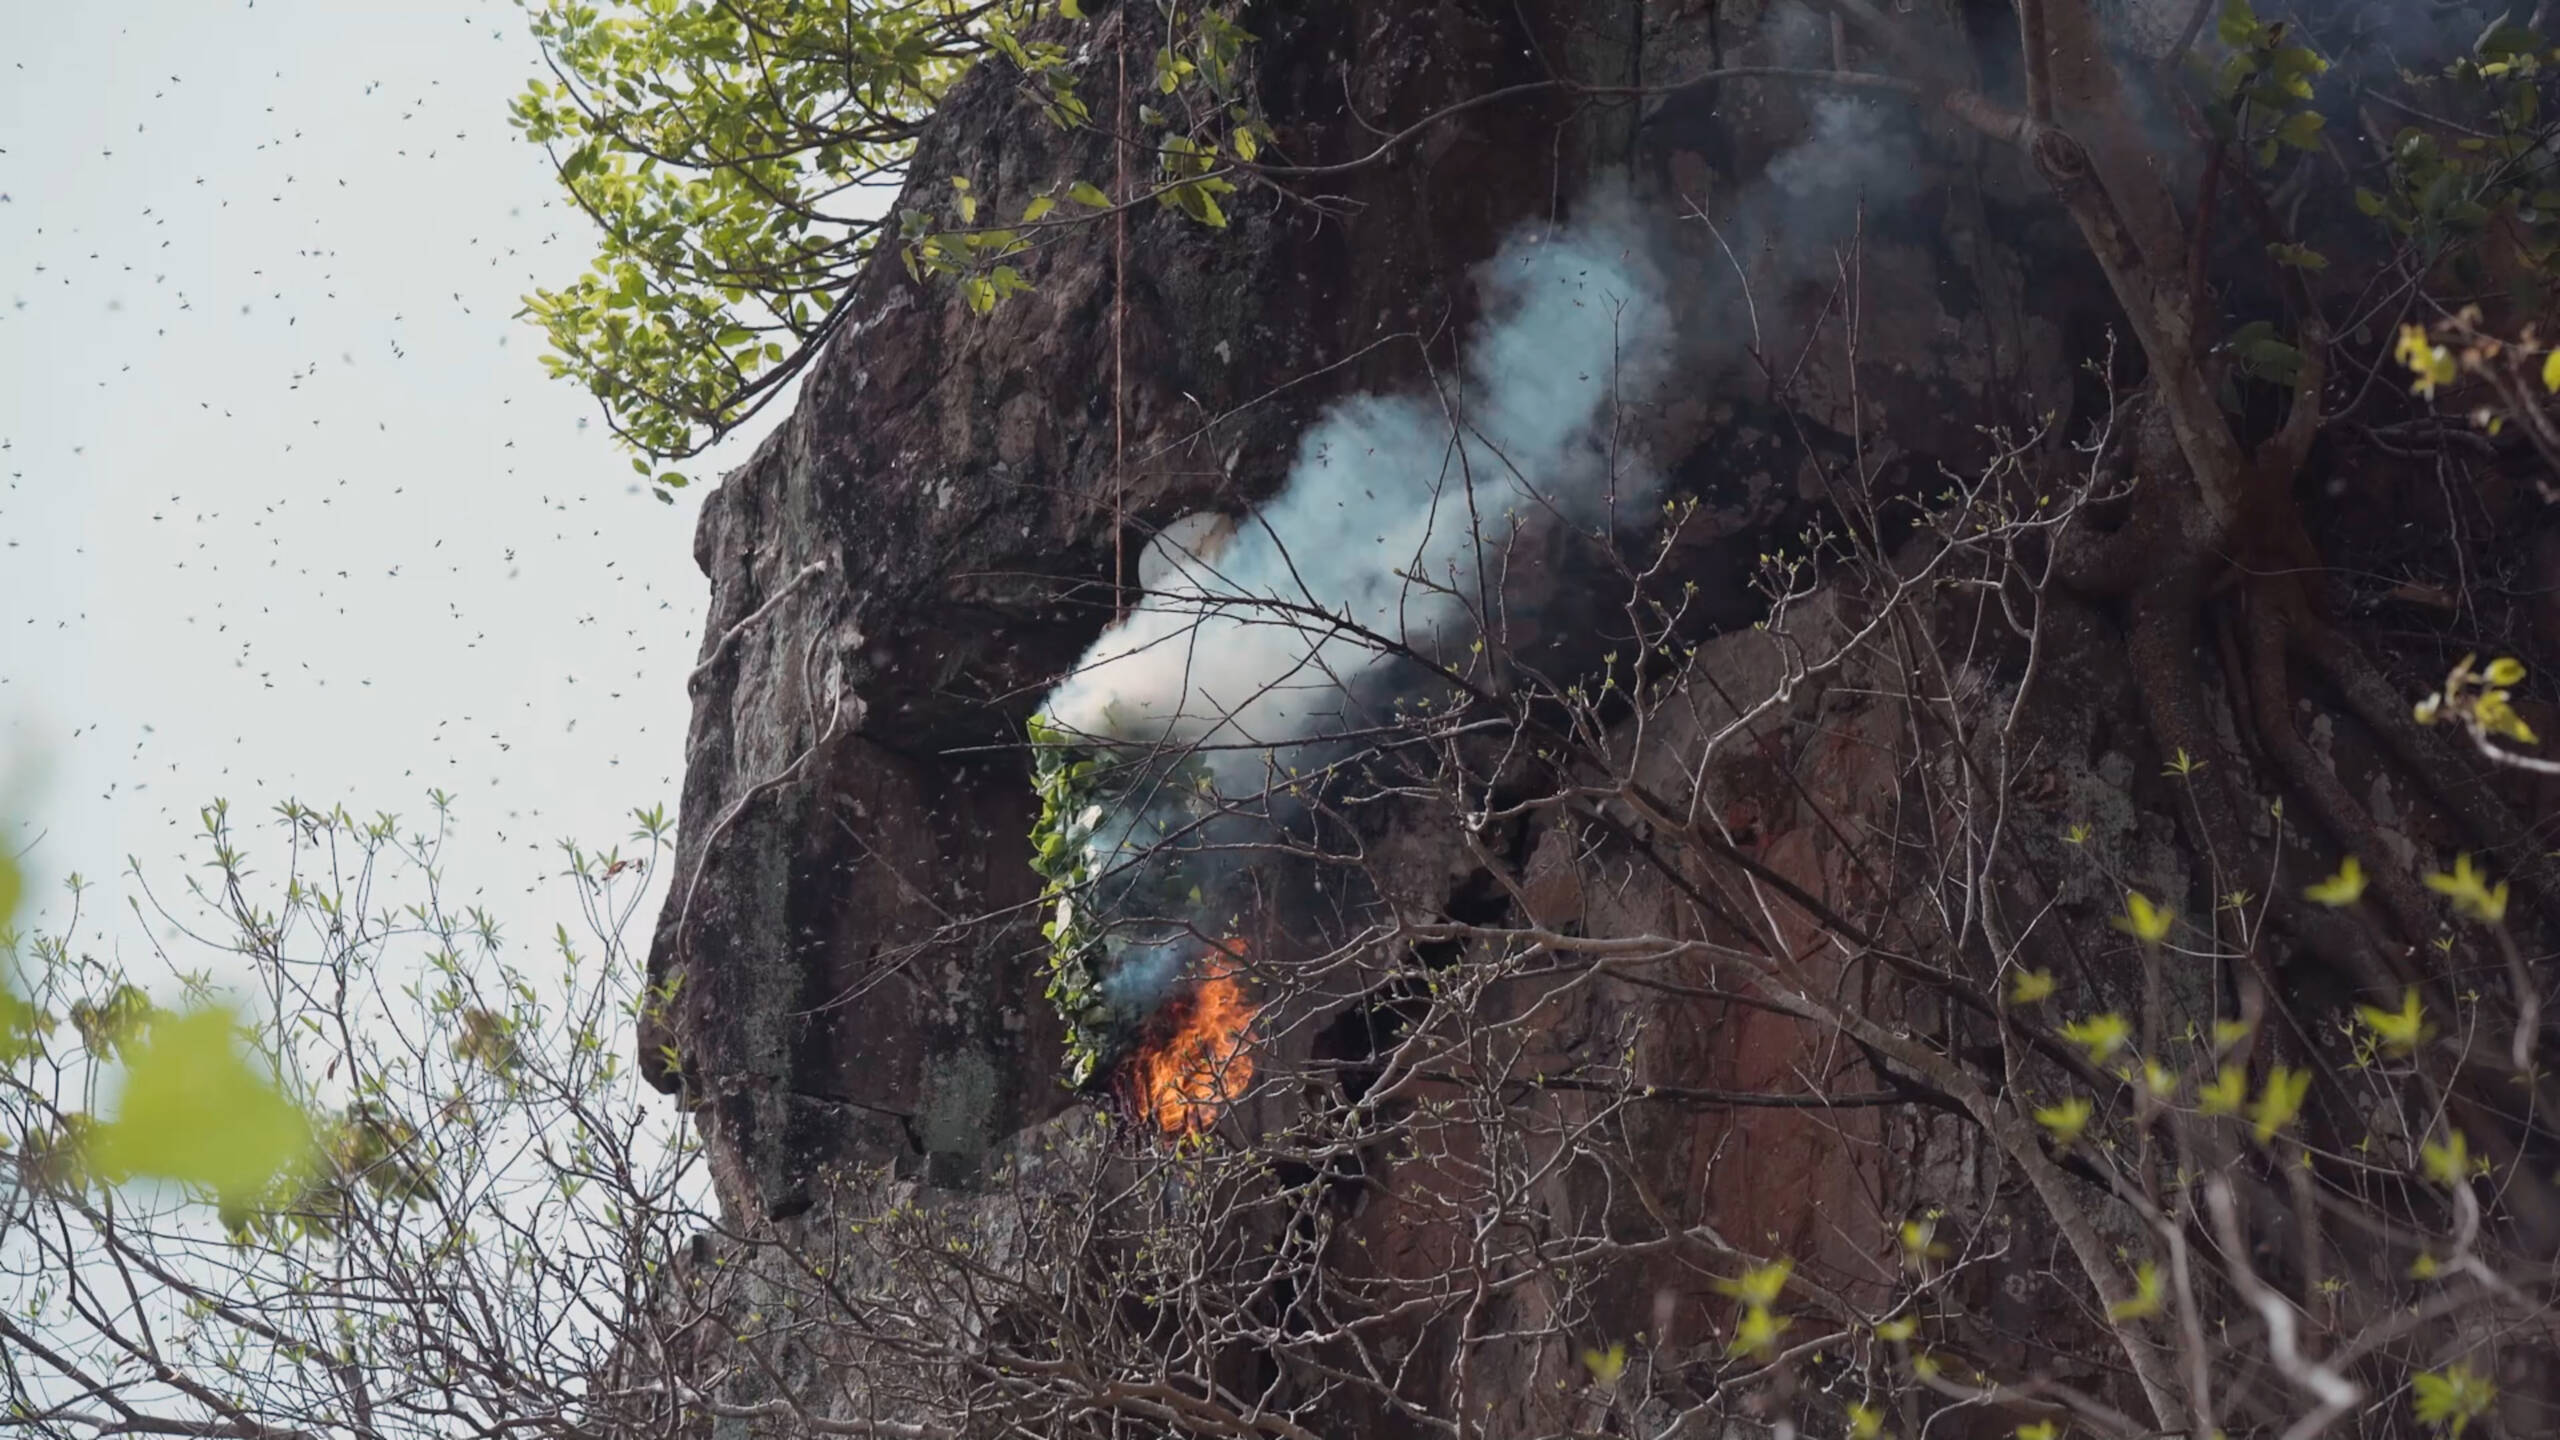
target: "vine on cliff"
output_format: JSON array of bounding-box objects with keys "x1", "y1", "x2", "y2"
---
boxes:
[{"x1": 1025, "y1": 714, "x2": 1114, "y2": 1085}]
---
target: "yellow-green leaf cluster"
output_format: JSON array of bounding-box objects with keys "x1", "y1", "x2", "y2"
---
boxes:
[
  {"x1": 2034, "y1": 1095, "x2": 2093, "y2": 1146},
  {"x1": 2398, "y1": 324, "x2": 2461, "y2": 397},
  {"x1": 2355, "y1": 988, "x2": 2429, "y2": 1056},
  {"x1": 2412, "y1": 1363, "x2": 2496, "y2": 1436},
  {"x1": 2422, "y1": 1128, "x2": 2475, "y2": 1187},
  {"x1": 2060, "y1": 1012, "x2": 2131, "y2": 1063},
  {"x1": 2425, "y1": 854, "x2": 2510, "y2": 925},
  {"x1": 2198, "y1": 1064, "x2": 2248, "y2": 1115},
  {"x1": 2113, "y1": 891, "x2": 2174, "y2": 945},
  {"x1": 2106, "y1": 1260, "x2": 2164, "y2": 1321},
  {"x1": 1716, "y1": 1259, "x2": 1793, "y2": 1357},
  {"x1": 2251, "y1": 1066, "x2": 2313, "y2": 1145},
  {"x1": 1580, "y1": 1342, "x2": 1627, "y2": 1387},
  {"x1": 2304, "y1": 855, "x2": 2368, "y2": 906},
  {"x1": 2416, "y1": 655, "x2": 2537, "y2": 754}
]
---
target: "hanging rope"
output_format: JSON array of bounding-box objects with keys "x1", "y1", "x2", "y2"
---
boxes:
[{"x1": 1111, "y1": 11, "x2": 1130, "y2": 621}]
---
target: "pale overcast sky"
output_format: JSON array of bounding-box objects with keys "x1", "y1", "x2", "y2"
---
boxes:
[{"x1": 2, "y1": 2, "x2": 776, "y2": 970}]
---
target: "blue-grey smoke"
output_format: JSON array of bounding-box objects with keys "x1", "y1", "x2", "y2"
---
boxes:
[
  {"x1": 1041, "y1": 202, "x2": 1673, "y2": 760},
  {"x1": 1033, "y1": 199, "x2": 1675, "y2": 1039}
]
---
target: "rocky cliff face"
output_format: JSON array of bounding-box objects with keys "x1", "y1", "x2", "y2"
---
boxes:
[
  {"x1": 647, "y1": 0, "x2": 2111, "y2": 1222},
  {"x1": 630, "y1": 3, "x2": 2560, "y2": 1434},
  {"x1": 652, "y1": 0, "x2": 1622, "y2": 1215}
]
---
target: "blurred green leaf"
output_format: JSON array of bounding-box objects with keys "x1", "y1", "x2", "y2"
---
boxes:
[
  {"x1": 2414, "y1": 1362, "x2": 2496, "y2": 1436},
  {"x1": 87, "y1": 1007, "x2": 313, "y2": 1210},
  {"x1": 2217, "y1": 0, "x2": 2260, "y2": 48},
  {"x1": 0, "y1": 847, "x2": 34, "y2": 1066}
]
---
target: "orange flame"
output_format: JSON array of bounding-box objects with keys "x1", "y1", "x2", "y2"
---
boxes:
[{"x1": 1125, "y1": 945, "x2": 1258, "y2": 1135}]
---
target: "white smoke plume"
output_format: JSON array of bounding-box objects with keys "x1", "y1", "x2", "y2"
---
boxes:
[{"x1": 1041, "y1": 204, "x2": 1674, "y2": 763}]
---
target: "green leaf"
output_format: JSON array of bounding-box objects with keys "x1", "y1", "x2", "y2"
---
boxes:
[
  {"x1": 1022, "y1": 195, "x2": 1056, "y2": 223},
  {"x1": 2035, "y1": 1095, "x2": 2094, "y2": 1146},
  {"x1": 1067, "y1": 180, "x2": 1112, "y2": 209},
  {"x1": 2354, "y1": 987, "x2": 2427, "y2": 1055},
  {"x1": 1728, "y1": 1303, "x2": 1790, "y2": 1356},
  {"x1": 1581, "y1": 1342, "x2": 1627, "y2": 1386},
  {"x1": 2304, "y1": 855, "x2": 2368, "y2": 906},
  {"x1": 2413, "y1": 1363, "x2": 2496, "y2": 1436},
  {"x1": 2113, "y1": 892, "x2": 2175, "y2": 945},
  {"x1": 2425, "y1": 853, "x2": 2511, "y2": 924},
  {"x1": 1168, "y1": 180, "x2": 1228, "y2": 228},
  {"x1": 2216, "y1": 51, "x2": 2261, "y2": 100},
  {"x1": 2009, "y1": 968, "x2": 2057, "y2": 1005},
  {"x1": 2217, "y1": 0, "x2": 2261, "y2": 48},
  {"x1": 1715, "y1": 1258, "x2": 1793, "y2": 1308},
  {"x1": 86, "y1": 1007, "x2": 313, "y2": 1210},
  {"x1": 2199, "y1": 1064, "x2": 2247, "y2": 1115},
  {"x1": 0, "y1": 845, "x2": 37, "y2": 1062},
  {"x1": 2107, "y1": 1261, "x2": 2164, "y2": 1320},
  {"x1": 2060, "y1": 1012, "x2": 2132, "y2": 1062},
  {"x1": 2226, "y1": 318, "x2": 2306, "y2": 385},
  {"x1": 2421, "y1": 1128, "x2": 2472, "y2": 1186},
  {"x1": 2251, "y1": 1065, "x2": 2312, "y2": 1144},
  {"x1": 2276, "y1": 109, "x2": 2327, "y2": 151},
  {"x1": 0, "y1": 986, "x2": 37, "y2": 1064}
]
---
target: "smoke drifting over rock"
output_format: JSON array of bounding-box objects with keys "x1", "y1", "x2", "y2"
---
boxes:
[
  {"x1": 1026, "y1": 201, "x2": 1676, "y2": 1033},
  {"x1": 1040, "y1": 204, "x2": 1674, "y2": 763}
]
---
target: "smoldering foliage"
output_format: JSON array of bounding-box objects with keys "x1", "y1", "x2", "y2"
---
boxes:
[
  {"x1": 1037, "y1": 101, "x2": 1931, "y2": 1018},
  {"x1": 1037, "y1": 74, "x2": 1977, "y2": 1020},
  {"x1": 1032, "y1": 193, "x2": 1675, "y2": 1022}
]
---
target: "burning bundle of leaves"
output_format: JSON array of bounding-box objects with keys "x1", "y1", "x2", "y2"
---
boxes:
[
  {"x1": 1026, "y1": 714, "x2": 1227, "y2": 1088},
  {"x1": 1121, "y1": 947, "x2": 1256, "y2": 1135}
]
